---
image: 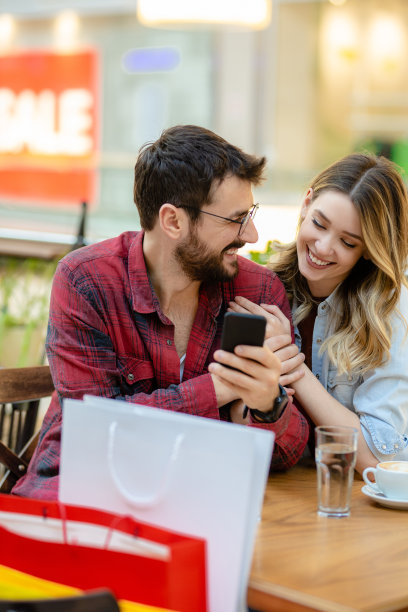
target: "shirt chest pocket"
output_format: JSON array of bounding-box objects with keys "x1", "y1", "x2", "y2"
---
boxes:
[
  {"x1": 117, "y1": 356, "x2": 155, "y2": 396},
  {"x1": 327, "y1": 367, "x2": 362, "y2": 412}
]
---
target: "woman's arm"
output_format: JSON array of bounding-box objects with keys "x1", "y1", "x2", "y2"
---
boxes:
[
  {"x1": 292, "y1": 365, "x2": 378, "y2": 474},
  {"x1": 229, "y1": 296, "x2": 379, "y2": 473}
]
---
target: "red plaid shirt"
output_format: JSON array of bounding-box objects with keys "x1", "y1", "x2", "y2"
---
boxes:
[{"x1": 13, "y1": 231, "x2": 308, "y2": 499}]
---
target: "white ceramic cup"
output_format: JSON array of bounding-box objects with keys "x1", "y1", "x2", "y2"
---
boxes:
[{"x1": 363, "y1": 461, "x2": 408, "y2": 500}]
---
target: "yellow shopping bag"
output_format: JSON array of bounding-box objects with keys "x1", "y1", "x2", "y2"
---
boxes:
[{"x1": 0, "y1": 564, "x2": 173, "y2": 612}]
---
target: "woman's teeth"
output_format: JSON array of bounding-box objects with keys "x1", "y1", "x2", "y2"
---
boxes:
[{"x1": 308, "y1": 249, "x2": 331, "y2": 266}]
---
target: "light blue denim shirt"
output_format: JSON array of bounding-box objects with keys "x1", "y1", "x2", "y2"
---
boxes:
[{"x1": 294, "y1": 285, "x2": 408, "y2": 461}]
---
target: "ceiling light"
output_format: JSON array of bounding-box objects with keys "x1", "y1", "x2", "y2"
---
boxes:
[{"x1": 137, "y1": 0, "x2": 272, "y2": 30}]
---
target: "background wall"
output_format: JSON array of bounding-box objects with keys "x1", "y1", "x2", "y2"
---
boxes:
[{"x1": 1, "y1": 0, "x2": 408, "y2": 252}]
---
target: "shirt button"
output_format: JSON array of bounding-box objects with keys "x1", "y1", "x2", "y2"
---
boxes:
[
  {"x1": 315, "y1": 373, "x2": 320, "y2": 380},
  {"x1": 321, "y1": 304, "x2": 326, "y2": 310},
  {"x1": 394, "y1": 444, "x2": 399, "y2": 449},
  {"x1": 128, "y1": 373, "x2": 134, "y2": 381},
  {"x1": 316, "y1": 338, "x2": 322, "y2": 344},
  {"x1": 382, "y1": 444, "x2": 387, "y2": 450}
]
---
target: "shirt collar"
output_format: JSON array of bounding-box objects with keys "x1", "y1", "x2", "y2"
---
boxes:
[
  {"x1": 292, "y1": 285, "x2": 342, "y2": 316},
  {"x1": 321, "y1": 286, "x2": 342, "y2": 314},
  {"x1": 128, "y1": 231, "x2": 156, "y2": 314}
]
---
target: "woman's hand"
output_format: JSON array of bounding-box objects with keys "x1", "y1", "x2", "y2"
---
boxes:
[
  {"x1": 267, "y1": 338, "x2": 305, "y2": 388},
  {"x1": 228, "y1": 296, "x2": 291, "y2": 339}
]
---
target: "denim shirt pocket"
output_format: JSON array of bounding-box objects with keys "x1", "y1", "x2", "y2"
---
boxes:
[
  {"x1": 326, "y1": 366, "x2": 362, "y2": 412},
  {"x1": 116, "y1": 355, "x2": 155, "y2": 396}
]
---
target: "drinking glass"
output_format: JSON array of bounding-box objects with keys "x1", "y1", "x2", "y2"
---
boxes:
[{"x1": 315, "y1": 425, "x2": 358, "y2": 518}]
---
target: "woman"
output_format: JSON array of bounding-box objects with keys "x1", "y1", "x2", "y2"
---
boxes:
[{"x1": 229, "y1": 153, "x2": 408, "y2": 473}]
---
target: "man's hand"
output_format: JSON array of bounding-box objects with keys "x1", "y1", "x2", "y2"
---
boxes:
[
  {"x1": 211, "y1": 373, "x2": 240, "y2": 408},
  {"x1": 229, "y1": 399, "x2": 249, "y2": 424},
  {"x1": 229, "y1": 297, "x2": 305, "y2": 391},
  {"x1": 209, "y1": 343, "x2": 281, "y2": 413}
]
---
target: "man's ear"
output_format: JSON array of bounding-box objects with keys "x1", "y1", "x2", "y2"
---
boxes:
[
  {"x1": 158, "y1": 204, "x2": 186, "y2": 239},
  {"x1": 300, "y1": 188, "x2": 313, "y2": 220}
]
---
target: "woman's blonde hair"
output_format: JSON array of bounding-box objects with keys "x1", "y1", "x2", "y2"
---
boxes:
[{"x1": 270, "y1": 153, "x2": 408, "y2": 374}]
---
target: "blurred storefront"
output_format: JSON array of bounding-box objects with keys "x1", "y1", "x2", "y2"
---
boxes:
[{"x1": 1, "y1": 0, "x2": 408, "y2": 252}]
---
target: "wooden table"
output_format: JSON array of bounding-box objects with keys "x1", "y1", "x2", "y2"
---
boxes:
[{"x1": 248, "y1": 460, "x2": 408, "y2": 612}]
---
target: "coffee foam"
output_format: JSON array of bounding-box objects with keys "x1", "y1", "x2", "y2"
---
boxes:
[{"x1": 379, "y1": 461, "x2": 408, "y2": 473}]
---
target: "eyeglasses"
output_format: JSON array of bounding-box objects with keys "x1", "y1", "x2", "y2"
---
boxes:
[{"x1": 180, "y1": 203, "x2": 259, "y2": 236}]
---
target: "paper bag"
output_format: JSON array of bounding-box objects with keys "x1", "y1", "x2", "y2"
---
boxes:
[
  {"x1": 0, "y1": 493, "x2": 206, "y2": 611},
  {"x1": 60, "y1": 396, "x2": 275, "y2": 612}
]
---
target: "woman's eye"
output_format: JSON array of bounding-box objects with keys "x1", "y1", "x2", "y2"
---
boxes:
[
  {"x1": 342, "y1": 239, "x2": 356, "y2": 249},
  {"x1": 312, "y1": 218, "x2": 324, "y2": 229}
]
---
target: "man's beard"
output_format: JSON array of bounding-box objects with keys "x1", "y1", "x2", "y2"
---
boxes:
[{"x1": 175, "y1": 230, "x2": 245, "y2": 283}]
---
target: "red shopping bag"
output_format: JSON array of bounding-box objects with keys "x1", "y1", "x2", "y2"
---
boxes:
[{"x1": 0, "y1": 494, "x2": 207, "y2": 612}]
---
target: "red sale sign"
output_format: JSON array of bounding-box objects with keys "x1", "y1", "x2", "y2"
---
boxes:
[{"x1": 0, "y1": 50, "x2": 98, "y2": 205}]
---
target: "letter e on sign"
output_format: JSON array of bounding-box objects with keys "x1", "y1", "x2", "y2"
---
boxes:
[{"x1": 0, "y1": 50, "x2": 98, "y2": 205}]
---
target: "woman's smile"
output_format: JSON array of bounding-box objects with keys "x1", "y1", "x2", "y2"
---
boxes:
[{"x1": 306, "y1": 247, "x2": 333, "y2": 268}]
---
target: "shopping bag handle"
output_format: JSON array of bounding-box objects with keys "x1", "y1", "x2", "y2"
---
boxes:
[
  {"x1": 107, "y1": 421, "x2": 185, "y2": 508},
  {"x1": 39, "y1": 501, "x2": 68, "y2": 545},
  {"x1": 103, "y1": 514, "x2": 138, "y2": 550}
]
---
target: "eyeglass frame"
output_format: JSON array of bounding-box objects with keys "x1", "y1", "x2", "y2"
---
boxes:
[{"x1": 178, "y1": 203, "x2": 259, "y2": 236}]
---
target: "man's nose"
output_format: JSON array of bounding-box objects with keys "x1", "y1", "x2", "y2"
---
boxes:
[{"x1": 241, "y1": 216, "x2": 259, "y2": 244}]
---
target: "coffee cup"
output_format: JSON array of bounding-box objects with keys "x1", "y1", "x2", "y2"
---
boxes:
[{"x1": 363, "y1": 461, "x2": 408, "y2": 500}]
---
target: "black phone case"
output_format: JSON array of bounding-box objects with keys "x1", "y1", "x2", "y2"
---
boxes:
[{"x1": 220, "y1": 312, "x2": 266, "y2": 353}]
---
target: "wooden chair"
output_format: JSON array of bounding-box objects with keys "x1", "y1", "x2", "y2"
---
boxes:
[{"x1": 0, "y1": 365, "x2": 54, "y2": 493}]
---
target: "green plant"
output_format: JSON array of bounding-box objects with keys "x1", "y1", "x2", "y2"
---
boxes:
[
  {"x1": 0, "y1": 256, "x2": 58, "y2": 367},
  {"x1": 248, "y1": 240, "x2": 276, "y2": 265}
]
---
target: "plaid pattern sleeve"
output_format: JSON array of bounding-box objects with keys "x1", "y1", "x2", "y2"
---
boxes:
[
  {"x1": 12, "y1": 233, "x2": 307, "y2": 498},
  {"x1": 249, "y1": 401, "x2": 309, "y2": 471}
]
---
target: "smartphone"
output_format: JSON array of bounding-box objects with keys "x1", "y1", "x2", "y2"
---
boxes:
[{"x1": 220, "y1": 312, "x2": 266, "y2": 354}]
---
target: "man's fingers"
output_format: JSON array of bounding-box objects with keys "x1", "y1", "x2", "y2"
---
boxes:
[{"x1": 209, "y1": 344, "x2": 281, "y2": 412}]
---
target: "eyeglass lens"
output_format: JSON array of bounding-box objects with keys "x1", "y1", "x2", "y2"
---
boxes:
[{"x1": 238, "y1": 204, "x2": 258, "y2": 235}]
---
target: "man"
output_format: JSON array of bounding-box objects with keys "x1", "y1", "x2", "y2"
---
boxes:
[{"x1": 13, "y1": 125, "x2": 308, "y2": 499}]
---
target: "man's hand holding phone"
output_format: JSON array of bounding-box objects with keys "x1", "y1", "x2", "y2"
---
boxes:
[
  {"x1": 209, "y1": 312, "x2": 284, "y2": 416},
  {"x1": 228, "y1": 296, "x2": 305, "y2": 389}
]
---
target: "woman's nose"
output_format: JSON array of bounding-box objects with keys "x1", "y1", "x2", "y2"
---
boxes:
[{"x1": 315, "y1": 236, "x2": 334, "y2": 257}]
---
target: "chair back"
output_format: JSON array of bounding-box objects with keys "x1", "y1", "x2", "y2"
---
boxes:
[{"x1": 0, "y1": 365, "x2": 54, "y2": 493}]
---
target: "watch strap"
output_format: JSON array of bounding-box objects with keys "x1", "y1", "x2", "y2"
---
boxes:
[{"x1": 243, "y1": 384, "x2": 289, "y2": 423}]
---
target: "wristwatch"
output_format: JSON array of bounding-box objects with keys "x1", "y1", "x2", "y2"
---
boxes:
[{"x1": 243, "y1": 384, "x2": 289, "y2": 423}]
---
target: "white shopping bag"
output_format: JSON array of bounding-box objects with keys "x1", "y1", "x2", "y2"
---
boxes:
[{"x1": 59, "y1": 395, "x2": 274, "y2": 612}]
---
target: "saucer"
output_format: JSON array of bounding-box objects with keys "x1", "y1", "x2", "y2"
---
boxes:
[{"x1": 361, "y1": 485, "x2": 408, "y2": 510}]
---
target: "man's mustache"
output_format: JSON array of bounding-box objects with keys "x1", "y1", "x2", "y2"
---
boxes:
[{"x1": 222, "y1": 241, "x2": 246, "y2": 253}]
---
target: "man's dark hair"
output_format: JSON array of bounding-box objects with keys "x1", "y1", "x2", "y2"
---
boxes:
[{"x1": 133, "y1": 124, "x2": 266, "y2": 230}]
